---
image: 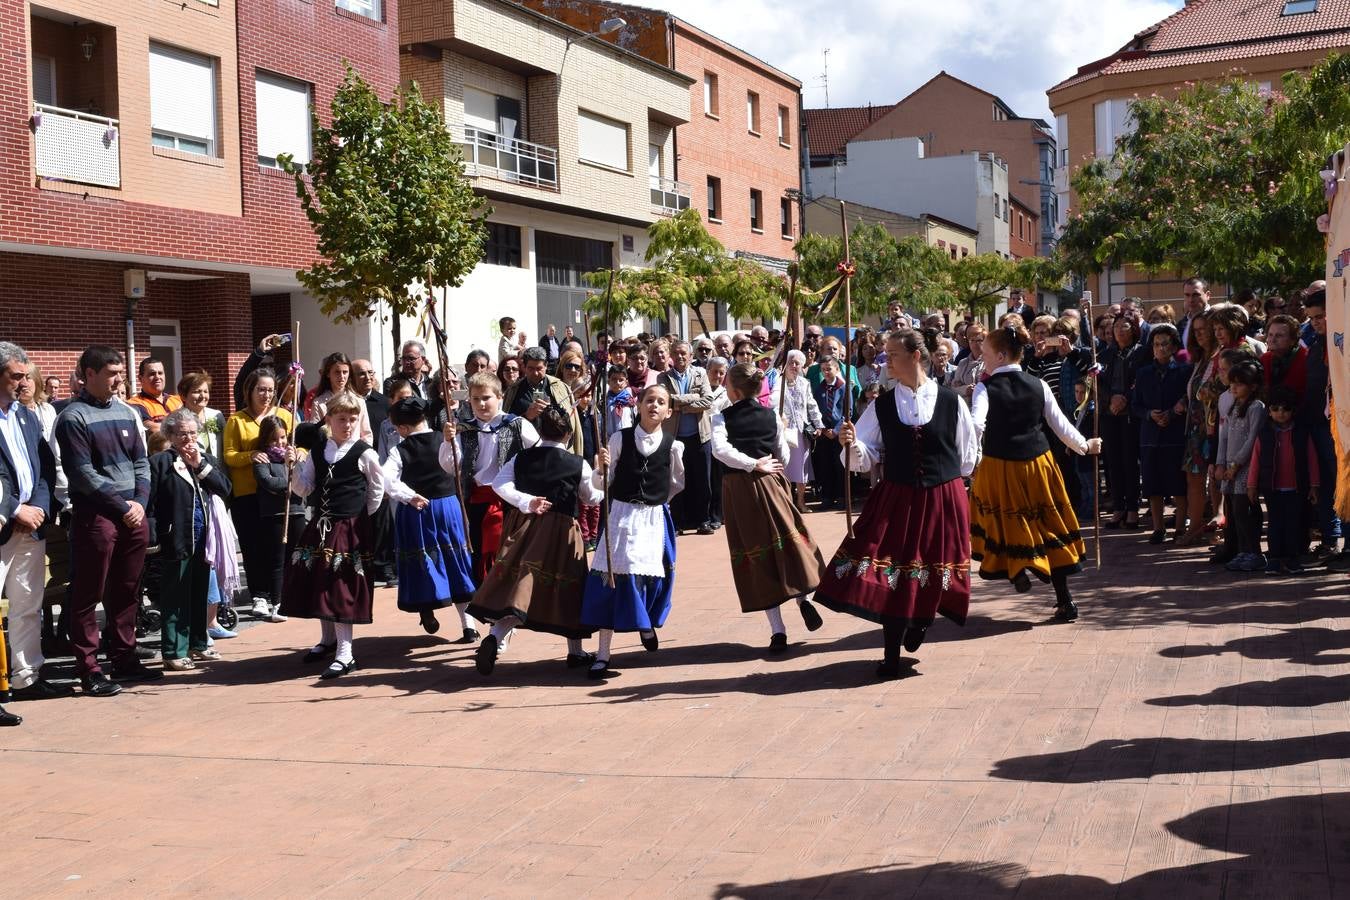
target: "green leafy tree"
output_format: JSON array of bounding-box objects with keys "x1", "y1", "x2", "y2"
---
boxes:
[
  {"x1": 1057, "y1": 53, "x2": 1350, "y2": 295},
  {"x1": 796, "y1": 226, "x2": 953, "y2": 323},
  {"x1": 284, "y1": 66, "x2": 487, "y2": 340},
  {"x1": 583, "y1": 208, "x2": 782, "y2": 333}
]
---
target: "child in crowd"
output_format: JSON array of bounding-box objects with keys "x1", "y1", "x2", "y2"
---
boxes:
[
  {"x1": 581, "y1": 384, "x2": 684, "y2": 679},
  {"x1": 1217, "y1": 359, "x2": 1266, "y2": 573},
  {"x1": 1248, "y1": 386, "x2": 1319, "y2": 575},
  {"x1": 253, "y1": 415, "x2": 306, "y2": 623},
  {"x1": 711, "y1": 364, "x2": 825, "y2": 652},
  {"x1": 497, "y1": 316, "x2": 526, "y2": 363},
  {"x1": 377, "y1": 378, "x2": 413, "y2": 464},
  {"x1": 811, "y1": 356, "x2": 850, "y2": 508},
  {"x1": 454, "y1": 373, "x2": 539, "y2": 585},
  {"x1": 469, "y1": 409, "x2": 602, "y2": 675},
  {"x1": 382, "y1": 396, "x2": 478, "y2": 640},
  {"x1": 605, "y1": 365, "x2": 635, "y2": 432},
  {"x1": 282, "y1": 393, "x2": 385, "y2": 679},
  {"x1": 575, "y1": 379, "x2": 602, "y2": 552}
]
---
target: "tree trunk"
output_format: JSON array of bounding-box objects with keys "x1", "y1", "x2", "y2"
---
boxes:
[{"x1": 691, "y1": 303, "x2": 712, "y2": 338}]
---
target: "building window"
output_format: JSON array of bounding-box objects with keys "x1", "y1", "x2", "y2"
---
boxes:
[
  {"x1": 578, "y1": 110, "x2": 629, "y2": 171},
  {"x1": 1003, "y1": 199, "x2": 1009, "y2": 222},
  {"x1": 336, "y1": 0, "x2": 381, "y2": 20},
  {"x1": 483, "y1": 222, "x2": 522, "y2": 267},
  {"x1": 961, "y1": 247, "x2": 969, "y2": 258},
  {"x1": 148, "y1": 319, "x2": 183, "y2": 391},
  {"x1": 149, "y1": 44, "x2": 218, "y2": 156},
  {"x1": 703, "y1": 72, "x2": 719, "y2": 117},
  {"x1": 780, "y1": 197, "x2": 792, "y2": 238},
  {"x1": 993, "y1": 193, "x2": 1000, "y2": 218},
  {"x1": 749, "y1": 189, "x2": 762, "y2": 231},
  {"x1": 256, "y1": 71, "x2": 312, "y2": 168},
  {"x1": 1282, "y1": 0, "x2": 1318, "y2": 13},
  {"x1": 31, "y1": 54, "x2": 56, "y2": 105},
  {"x1": 746, "y1": 91, "x2": 760, "y2": 135},
  {"x1": 777, "y1": 105, "x2": 790, "y2": 146},
  {"x1": 951, "y1": 246, "x2": 958, "y2": 259},
  {"x1": 937, "y1": 239, "x2": 946, "y2": 250},
  {"x1": 707, "y1": 176, "x2": 722, "y2": 221}
]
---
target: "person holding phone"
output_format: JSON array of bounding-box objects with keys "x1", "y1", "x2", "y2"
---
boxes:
[{"x1": 503, "y1": 348, "x2": 582, "y2": 456}]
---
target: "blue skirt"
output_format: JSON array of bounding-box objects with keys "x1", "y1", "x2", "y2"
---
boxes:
[
  {"x1": 581, "y1": 508, "x2": 676, "y2": 632},
  {"x1": 394, "y1": 496, "x2": 477, "y2": 612}
]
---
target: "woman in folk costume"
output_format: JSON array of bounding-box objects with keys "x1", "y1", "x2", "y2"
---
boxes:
[
  {"x1": 469, "y1": 408, "x2": 601, "y2": 676},
  {"x1": 581, "y1": 383, "x2": 684, "y2": 680},
  {"x1": 282, "y1": 393, "x2": 385, "y2": 679},
  {"x1": 381, "y1": 396, "x2": 478, "y2": 642},
  {"x1": 712, "y1": 364, "x2": 826, "y2": 652},
  {"x1": 969, "y1": 321, "x2": 1102, "y2": 623},
  {"x1": 815, "y1": 331, "x2": 980, "y2": 679}
]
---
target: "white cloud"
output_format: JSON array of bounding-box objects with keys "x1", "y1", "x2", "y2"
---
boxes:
[{"x1": 655, "y1": 0, "x2": 1184, "y2": 120}]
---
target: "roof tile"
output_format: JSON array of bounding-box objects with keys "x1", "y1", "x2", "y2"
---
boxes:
[{"x1": 804, "y1": 105, "x2": 897, "y2": 158}]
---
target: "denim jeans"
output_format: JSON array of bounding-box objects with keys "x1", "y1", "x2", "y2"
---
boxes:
[{"x1": 1308, "y1": 422, "x2": 1341, "y2": 541}]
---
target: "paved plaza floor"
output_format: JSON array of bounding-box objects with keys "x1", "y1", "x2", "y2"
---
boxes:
[{"x1": 3, "y1": 510, "x2": 1349, "y2": 898}]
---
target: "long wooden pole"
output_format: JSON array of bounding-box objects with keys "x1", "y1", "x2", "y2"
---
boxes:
[
  {"x1": 599, "y1": 270, "x2": 615, "y2": 588},
  {"x1": 1086, "y1": 292, "x2": 1102, "y2": 568},
  {"x1": 839, "y1": 201, "x2": 854, "y2": 539},
  {"x1": 778, "y1": 268, "x2": 797, "y2": 419},
  {"x1": 424, "y1": 269, "x2": 473, "y2": 542},
  {"x1": 280, "y1": 320, "x2": 301, "y2": 548}
]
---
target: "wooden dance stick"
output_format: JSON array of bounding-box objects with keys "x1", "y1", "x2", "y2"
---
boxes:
[
  {"x1": 425, "y1": 269, "x2": 473, "y2": 541},
  {"x1": 599, "y1": 269, "x2": 616, "y2": 588},
  {"x1": 778, "y1": 267, "x2": 797, "y2": 419},
  {"x1": 1084, "y1": 290, "x2": 1102, "y2": 569},
  {"x1": 839, "y1": 201, "x2": 855, "y2": 539},
  {"x1": 280, "y1": 319, "x2": 301, "y2": 548}
]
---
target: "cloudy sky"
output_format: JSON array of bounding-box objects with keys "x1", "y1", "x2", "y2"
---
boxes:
[{"x1": 656, "y1": 0, "x2": 1185, "y2": 121}]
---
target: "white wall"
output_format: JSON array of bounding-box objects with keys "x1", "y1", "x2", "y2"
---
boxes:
[{"x1": 833, "y1": 137, "x2": 981, "y2": 233}]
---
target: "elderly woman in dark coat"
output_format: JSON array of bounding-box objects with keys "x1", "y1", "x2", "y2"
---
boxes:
[
  {"x1": 1097, "y1": 316, "x2": 1150, "y2": 529},
  {"x1": 1131, "y1": 324, "x2": 1193, "y2": 543},
  {"x1": 148, "y1": 408, "x2": 233, "y2": 670}
]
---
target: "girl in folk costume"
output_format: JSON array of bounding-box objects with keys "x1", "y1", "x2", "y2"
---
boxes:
[
  {"x1": 468, "y1": 409, "x2": 602, "y2": 675},
  {"x1": 815, "y1": 331, "x2": 980, "y2": 679},
  {"x1": 381, "y1": 396, "x2": 478, "y2": 641},
  {"x1": 771, "y1": 349, "x2": 824, "y2": 511},
  {"x1": 712, "y1": 364, "x2": 826, "y2": 652},
  {"x1": 282, "y1": 393, "x2": 385, "y2": 679},
  {"x1": 454, "y1": 373, "x2": 539, "y2": 584},
  {"x1": 970, "y1": 322, "x2": 1102, "y2": 622},
  {"x1": 581, "y1": 384, "x2": 685, "y2": 679}
]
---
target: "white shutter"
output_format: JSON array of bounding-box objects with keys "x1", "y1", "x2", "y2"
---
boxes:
[
  {"x1": 578, "y1": 111, "x2": 627, "y2": 170},
  {"x1": 149, "y1": 44, "x2": 216, "y2": 147},
  {"x1": 1112, "y1": 98, "x2": 1134, "y2": 143},
  {"x1": 463, "y1": 88, "x2": 497, "y2": 133},
  {"x1": 256, "y1": 72, "x2": 311, "y2": 164},
  {"x1": 1093, "y1": 101, "x2": 1111, "y2": 157},
  {"x1": 32, "y1": 54, "x2": 56, "y2": 106}
]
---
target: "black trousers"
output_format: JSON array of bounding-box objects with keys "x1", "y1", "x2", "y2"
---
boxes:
[
  {"x1": 231, "y1": 494, "x2": 266, "y2": 600},
  {"x1": 708, "y1": 458, "x2": 725, "y2": 526},
  {"x1": 671, "y1": 437, "x2": 712, "y2": 530},
  {"x1": 812, "y1": 435, "x2": 845, "y2": 503},
  {"x1": 258, "y1": 514, "x2": 305, "y2": 603},
  {"x1": 1100, "y1": 413, "x2": 1140, "y2": 514}
]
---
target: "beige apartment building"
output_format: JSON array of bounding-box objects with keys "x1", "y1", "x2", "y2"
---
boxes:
[
  {"x1": 1048, "y1": 0, "x2": 1350, "y2": 305},
  {"x1": 380, "y1": 0, "x2": 692, "y2": 360}
]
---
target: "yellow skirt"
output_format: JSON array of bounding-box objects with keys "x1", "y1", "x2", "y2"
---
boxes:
[{"x1": 970, "y1": 451, "x2": 1084, "y2": 583}]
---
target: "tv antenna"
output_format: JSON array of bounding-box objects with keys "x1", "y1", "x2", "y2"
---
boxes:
[{"x1": 817, "y1": 48, "x2": 831, "y2": 108}]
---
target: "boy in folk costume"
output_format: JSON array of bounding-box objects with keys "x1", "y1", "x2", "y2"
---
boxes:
[
  {"x1": 816, "y1": 331, "x2": 980, "y2": 678},
  {"x1": 581, "y1": 384, "x2": 684, "y2": 679},
  {"x1": 282, "y1": 393, "x2": 385, "y2": 679},
  {"x1": 469, "y1": 409, "x2": 601, "y2": 675},
  {"x1": 381, "y1": 396, "x2": 478, "y2": 641},
  {"x1": 711, "y1": 364, "x2": 826, "y2": 652}
]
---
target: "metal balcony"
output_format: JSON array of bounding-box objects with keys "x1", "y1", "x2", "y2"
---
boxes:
[
  {"x1": 454, "y1": 127, "x2": 558, "y2": 191},
  {"x1": 650, "y1": 176, "x2": 690, "y2": 216},
  {"x1": 32, "y1": 103, "x2": 120, "y2": 188}
]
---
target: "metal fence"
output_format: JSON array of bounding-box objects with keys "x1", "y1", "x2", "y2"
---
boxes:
[{"x1": 33, "y1": 103, "x2": 120, "y2": 189}]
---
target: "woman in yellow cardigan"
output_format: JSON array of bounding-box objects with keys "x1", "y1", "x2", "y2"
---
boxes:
[{"x1": 224, "y1": 368, "x2": 294, "y2": 621}]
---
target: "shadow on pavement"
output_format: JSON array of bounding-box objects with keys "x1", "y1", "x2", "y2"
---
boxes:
[
  {"x1": 1157, "y1": 627, "x2": 1350, "y2": 665},
  {"x1": 1145, "y1": 674, "x2": 1350, "y2": 707}
]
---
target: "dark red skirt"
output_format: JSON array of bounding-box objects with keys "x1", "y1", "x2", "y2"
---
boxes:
[
  {"x1": 814, "y1": 478, "x2": 971, "y2": 627},
  {"x1": 281, "y1": 513, "x2": 374, "y2": 625}
]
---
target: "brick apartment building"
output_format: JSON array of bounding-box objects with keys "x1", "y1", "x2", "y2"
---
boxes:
[
  {"x1": 1049, "y1": 0, "x2": 1350, "y2": 305},
  {"x1": 515, "y1": 0, "x2": 804, "y2": 333},
  {"x1": 1010, "y1": 195, "x2": 1039, "y2": 261},
  {"x1": 1, "y1": 0, "x2": 398, "y2": 404}
]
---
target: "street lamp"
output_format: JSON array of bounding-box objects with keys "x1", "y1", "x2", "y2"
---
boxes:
[{"x1": 566, "y1": 17, "x2": 626, "y2": 48}]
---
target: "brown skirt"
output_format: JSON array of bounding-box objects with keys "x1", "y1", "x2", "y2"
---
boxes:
[
  {"x1": 467, "y1": 508, "x2": 593, "y2": 639},
  {"x1": 723, "y1": 469, "x2": 825, "y2": 613}
]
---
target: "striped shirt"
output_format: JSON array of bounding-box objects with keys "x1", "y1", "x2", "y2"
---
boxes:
[{"x1": 54, "y1": 392, "x2": 150, "y2": 517}]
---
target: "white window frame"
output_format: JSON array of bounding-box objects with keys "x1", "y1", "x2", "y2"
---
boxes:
[
  {"x1": 703, "y1": 72, "x2": 718, "y2": 117},
  {"x1": 148, "y1": 319, "x2": 183, "y2": 390},
  {"x1": 255, "y1": 71, "x2": 312, "y2": 168},
  {"x1": 746, "y1": 91, "x2": 760, "y2": 135},
  {"x1": 577, "y1": 110, "x2": 629, "y2": 172},
  {"x1": 777, "y1": 105, "x2": 789, "y2": 145},
  {"x1": 149, "y1": 43, "x2": 218, "y2": 157},
  {"x1": 336, "y1": 0, "x2": 382, "y2": 20}
]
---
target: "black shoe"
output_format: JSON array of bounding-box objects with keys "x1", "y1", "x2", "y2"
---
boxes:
[
  {"x1": 0, "y1": 706, "x2": 20, "y2": 726},
  {"x1": 302, "y1": 643, "x2": 336, "y2": 664},
  {"x1": 1013, "y1": 572, "x2": 1031, "y2": 594},
  {"x1": 876, "y1": 659, "x2": 901, "y2": 680},
  {"x1": 587, "y1": 658, "x2": 612, "y2": 680},
  {"x1": 134, "y1": 644, "x2": 159, "y2": 660},
  {"x1": 10, "y1": 679, "x2": 76, "y2": 701},
  {"x1": 453, "y1": 628, "x2": 479, "y2": 645},
  {"x1": 641, "y1": 630, "x2": 660, "y2": 652},
  {"x1": 696, "y1": 524, "x2": 716, "y2": 535},
  {"x1": 1054, "y1": 601, "x2": 1079, "y2": 622},
  {"x1": 419, "y1": 611, "x2": 441, "y2": 635},
  {"x1": 1209, "y1": 551, "x2": 1237, "y2": 566},
  {"x1": 799, "y1": 600, "x2": 824, "y2": 632},
  {"x1": 82, "y1": 672, "x2": 122, "y2": 697},
  {"x1": 109, "y1": 663, "x2": 163, "y2": 682},
  {"x1": 1148, "y1": 529, "x2": 1166, "y2": 545},
  {"x1": 476, "y1": 634, "x2": 499, "y2": 675},
  {"x1": 319, "y1": 659, "x2": 357, "y2": 680},
  {"x1": 902, "y1": 626, "x2": 927, "y2": 653},
  {"x1": 768, "y1": 632, "x2": 788, "y2": 654},
  {"x1": 566, "y1": 651, "x2": 596, "y2": 669}
]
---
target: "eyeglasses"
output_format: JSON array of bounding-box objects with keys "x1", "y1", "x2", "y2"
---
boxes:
[{"x1": 563, "y1": 363, "x2": 583, "y2": 371}]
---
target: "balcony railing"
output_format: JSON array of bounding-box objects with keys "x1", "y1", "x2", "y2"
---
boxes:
[
  {"x1": 454, "y1": 127, "x2": 558, "y2": 191},
  {"x1": 32, "y1": 103, "x2": 120, "y2": 189},
  {"x1": 650, "y1": 176, "x2": 690, "y2": 216}
]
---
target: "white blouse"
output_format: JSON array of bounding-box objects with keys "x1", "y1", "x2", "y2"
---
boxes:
[
  {"x1": 844, "y1": 378, "x2": 980, "y2": 476},
  {"x1": 593, "y1": 425, "x2": 686, "y2": 501},
  {"x1": 971, "y1": 363, "x2": 1090, "y2": 455},
  {"x1": 492, "y1": 440, "x2": 604, "y2": 514},
  {"x1": 710, "y1": 409, "x2": 790, "y2": 471},
  {"x1": 380, "y1": 426, "x2": 457, "y2": 505},
  {"x1": 291, "y1": 438, "x2": 385, "y2": 514}
]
